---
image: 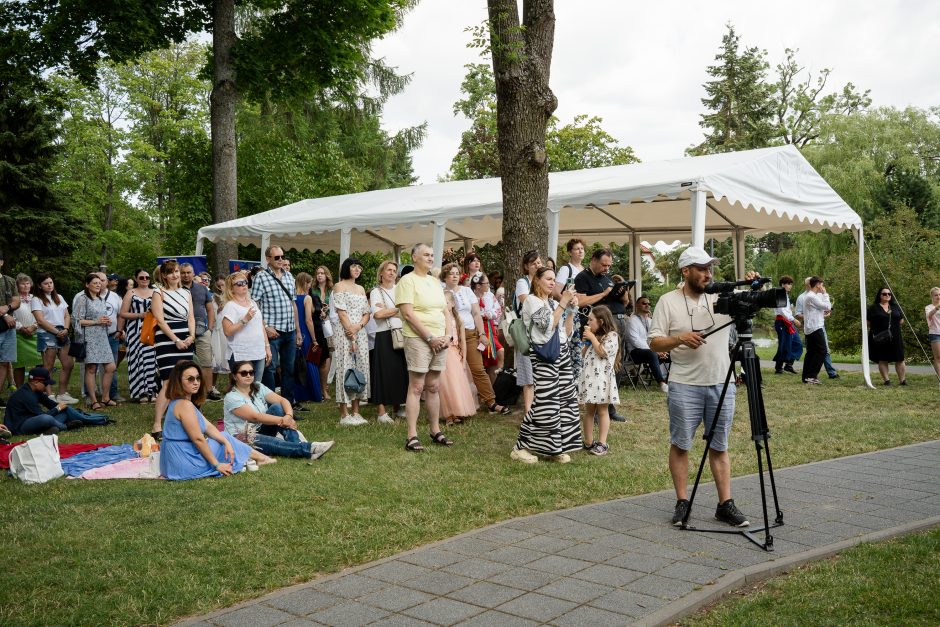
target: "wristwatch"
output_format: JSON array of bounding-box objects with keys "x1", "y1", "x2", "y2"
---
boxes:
[{"x1": 425, "y1": 335, "x2": 434, "y2": 344}]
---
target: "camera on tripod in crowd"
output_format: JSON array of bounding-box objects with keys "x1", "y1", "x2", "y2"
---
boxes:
[{"x1": 705, "y1": 277, "x2": 786, "y2": 319}]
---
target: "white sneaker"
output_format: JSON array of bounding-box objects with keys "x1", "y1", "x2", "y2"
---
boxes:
[
  {"x1": 377, "y1": 413, "x2": 395, "y2": 424},
  {"x1": 549, "y1": 453, "x2": 572, "y2": 464},
  {"x1": 351, "y1": 413, "x2": 368, "y2": 425},
  {"x1": 396, "y1": 408, "x2": 407, "y2": 418},
  {"x1": 245, "y1": 459, "x2": 259, "y2": 472},
  {"x1": 339, "y1": 415, "x2": 360, "y2": 426},
  {"x1": 510, "y1": 448, "x2": 539, "y2": 464},
  {"x1": 112, "y1": 394, "x2": 128, "y2": 403},
  {"x1": 660, "y1": 382, "x2": 669, "y2": 393},
  {"x1": 56, "y1": 393, "x2": 80, "y2": 405},
  {"x1": 310, "y1": 440, "x2": 335, "y2": 460}
]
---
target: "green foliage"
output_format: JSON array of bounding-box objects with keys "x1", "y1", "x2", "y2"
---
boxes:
[{"x1": 445, "y1": 63, "x2": 638, "y2": 181}]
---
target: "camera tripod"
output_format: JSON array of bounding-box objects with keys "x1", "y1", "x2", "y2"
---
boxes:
[{"x1": 677, "y1": 317, "x2": 783, "y2": 551}]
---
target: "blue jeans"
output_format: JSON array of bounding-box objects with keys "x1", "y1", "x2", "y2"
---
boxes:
[
  {"x1": 821, "y1": 328, "x2": 837, "y2": 377},
  {"x1": 14, "y1": 406, "x2": 108, "y2": 436},
  {"x1": 263, "y1": 333, "x2": 296, "y2": 404},
  {"x1": 253, "y1": 403, "x2": 310, "y2": 458}
]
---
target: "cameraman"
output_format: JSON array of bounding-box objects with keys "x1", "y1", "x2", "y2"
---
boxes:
[
  {"x1": 574, "y1": 248, "x2": 630, "y2": 422},
  {"x1": 649, "y1": 246, "x2": 755, "y2": 528}
]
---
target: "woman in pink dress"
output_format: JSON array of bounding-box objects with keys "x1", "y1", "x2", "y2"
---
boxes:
[{"x1": 437, "y1": 289, "x2": 477, "y2": 425}]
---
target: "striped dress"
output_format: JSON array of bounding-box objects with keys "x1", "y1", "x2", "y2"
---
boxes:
[
  {"x1": 126, "y1": 292, "x2": 158, "y2": 399},
  {"x1": 514, "y1": 299, "x2": 582, "y2": 456},
  {"x1": 154, "y1": 287, "x2": 193, "y2": 380}
]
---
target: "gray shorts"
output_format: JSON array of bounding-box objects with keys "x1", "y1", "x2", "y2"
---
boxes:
[
  {"x1": 403, "y1": 336, "x2": 447, "y2": 373},
  {"x1": 193, "y1": 331, "x2": 213, "y2": 367},
  {"x1": 667, "y1": 382, "x2": 735, "y2": 452}
]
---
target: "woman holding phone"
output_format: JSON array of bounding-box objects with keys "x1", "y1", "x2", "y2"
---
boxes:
[{"x1": 220, "y1": 272, "x2": 271, "y2": 378}]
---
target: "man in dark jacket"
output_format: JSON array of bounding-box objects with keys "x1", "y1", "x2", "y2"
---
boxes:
[{"x1": 3, "y1": 368, "x2": 110, "y2": 435}]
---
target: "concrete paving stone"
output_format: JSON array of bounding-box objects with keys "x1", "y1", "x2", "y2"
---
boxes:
[
  {"x1": 402, "y1": 598, "x2": 484, "y2": 625},
  {"x1": 552, "y1": 605, "x2": 637, "y2": 626},
  {"x1": 213, "y1": 605, "x2": 296, "y2": 627},
  {"x1": 357, "y1": 585, "x2": 435, "y2": 612},
  {"x1": 604, "y1": 551, "x2": 684, "y2": 574},
  {"x1": 669, "y1": 553, "x2": 734, "y2": 571},
  {"x1": 839, "y1": 512, "x2": 900, "y2": 530},
  {"x1": 368, "y1": 615, "x2": 437, "y2": 627},
  {"x1": 316, "y1": 574, "x2": 388, "y2": 599},
  {"x1": 865, "y1": 506, "x2": 928, "y2": 522},
  {"x1": 446, "y1": 581, "x2": 526, "y2": 608},
  {"x1": 514, "y1": 534, "x2": 579, "y2": 554},
  {"x1": 870, "y1": 493, "x2": 922, "y2": 508},
  {"x1": 556, "y1": 506, "x2": 615, "y2": 524},
  {"x1": 556, "y1": 541, "x2": 626, "y2": 563},
  {"x1": 402, "y1": 571, "x2": 475, "y2": 596},
  {"x1": 441, "y1": 557, "x2": 512, "y2": 580},
  {"x1": 277, "y1": 619, "x2": 325, "y2": 627},
  {"x1": 587, "y1": 514, "x2": 651, "y2": 533},
  {"x1": 812, "y1": 520, "x2": 879, "y2": 538},
  {"x1": 494, "y1": 592, "x2": 578, "y2": 622},
  {"x1": 524, "y1": 554, "x2": 593, "y2": 576},
  {"x1": 454, "y1": 610, "x2": 539, "y2": 627},
  {"x1": 711, "y1": 547, "x2": 780, "y2": 568},
  {"x1": 265, "y1": 590, "x2": 344, "y2": 615},
  {"x1": 548, "y1": 520, "x2": 620, "y2": 541},
  {"x1": 360, "y1": 561, "x2": 434, "y2": 584},
  {"x1": 777, "y1": 528, "x2": 844, "y2": 547},
  {"x1": 613, "y1": 540, "x2": 695, "y2": 562},
  {"x1": 901, "y1": 500, "x2": 940, "y2": 516},
  {"x1": 399, "y1": 548, "x2": 466, "y2": 569},
  {"x1": 654, "y1": 561, "x2": 727, "y2": 585},
  {"x1": 306, "y1": 601, "x2": 390, "y2": 627},
  {"x1": 442, "y1": 537, "x2": 501, "y2": 557},
  {"x1": 532, "y1": 578, "x2": 615, "y2": 604},
  {"x1": 838, "y1": 498, "x2": 886, "y2": 513},
  {"x1": 572, "y1": 563, "x2": 645, "y2": 587},
  {"x1": 511, "y1": 514, "x2": 572, "y2": 532},
  {"x1": 589, "y1": 532, "x2": 668, "y2": 553},
  {"x1": 183, "y1": 622, "x2": 215, "y2": 627},
  {"x1": 471, "y1": 526, "x2": 536, "y2": 545},
  {"x1": 589, "y1": 587, "x2": 670, "y2": 618},
  {"x1": 486, "y1": 566, "x2": 559, "y2": 591},
  {"x1": 623, "y1": 573, "x2": 698, "y2": 600},
  {"x1": 478, "y1": 546, "x2": 549, "y2": 566}
]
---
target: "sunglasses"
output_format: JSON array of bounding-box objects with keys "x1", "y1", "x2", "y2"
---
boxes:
[
  {"x1": 233, "y1": 280, "x2": 248, "y2": 287},
  {"x1": 184, "y1": 375, "x2": 202, "y2": 383},
  {"x1": 272, "y1": 255, "x2": 285, "y2": 261},
  {"x1": 237, "y1": 369, "x2": 255, "y2": 377},
  {"x1": 881, "y1": 292, "x2": 891, "y2": 296},
  {"x1": 137, "y1": 275, "x2": 150, "y2": 280}
]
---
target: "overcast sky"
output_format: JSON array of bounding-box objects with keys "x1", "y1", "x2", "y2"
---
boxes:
[{"x1": 372, "y1": 0, "x2": 940, "y2": 184}]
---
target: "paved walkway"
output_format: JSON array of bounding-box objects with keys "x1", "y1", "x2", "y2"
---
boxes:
[{"x1": 181, "y1": 441, "x2": 940, "y2": 627}]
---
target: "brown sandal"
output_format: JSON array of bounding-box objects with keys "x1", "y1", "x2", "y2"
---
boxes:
[
  {"x1": 405, "y1": 436, "x2": 424, "y2": 452},
  {"x1": 429, "y1": 431, "x2": 454, "y2": 446}
]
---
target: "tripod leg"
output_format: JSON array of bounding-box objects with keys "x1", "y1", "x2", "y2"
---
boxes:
[{"x1": 762, "y1": 436, "x2": 784, "y2": 524}]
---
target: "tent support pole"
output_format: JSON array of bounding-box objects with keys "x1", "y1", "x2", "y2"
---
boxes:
[
  {"x1": 690, "y1": 188, "x2": 706, "y2": 248},
  {"x1": 855, "y1": 226, "x2": 874, "y2": 389},
  {"x1": 463, "y1": 238, "x2": 474, "y2": 254},
  {"x1": 734, "y1": 229, "x2": 746, "y2": 279},
  {"x1": 260, "y1": 234, "x2": 271, "y2": 267},
  {"x1": 195, "y1": 236, "x2": 204, "y2": 256},
  {"x1": 432, "y1": 222, "x2": 446, "y2": 268},
  {"x1": 630, "y1": 232, "x2": 642, "y2": 298},
  {"x1": 547, "y1": 208, "x2": 560, "y2": 261},
  {"x1": 394, "y1": 245, "x2": 403, "y2": 266},
  {"x1": 339, "y1": 228, "x2": 352, "y2": 267}
]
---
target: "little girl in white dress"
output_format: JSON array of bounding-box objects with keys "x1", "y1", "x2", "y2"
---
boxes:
[{"x1": 578, "y1": 305, "x2": 621, "y2": 456}]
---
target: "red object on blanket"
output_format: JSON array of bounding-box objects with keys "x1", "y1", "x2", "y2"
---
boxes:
[{"x1": 0, "y1": 442, "x2": 111, "y2": 469}]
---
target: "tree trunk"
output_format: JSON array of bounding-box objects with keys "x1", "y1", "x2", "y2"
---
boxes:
[
  {"x1": 211, "y1": 0, "x2": 238, "y2": 275},
  {"x1": 487, "y1": 0, "x2": 558, "y2": 296}
]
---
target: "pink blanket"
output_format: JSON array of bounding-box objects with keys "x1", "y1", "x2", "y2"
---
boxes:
[{"x1": 79, "y1": 457, "x2": 163, "y2": 480}]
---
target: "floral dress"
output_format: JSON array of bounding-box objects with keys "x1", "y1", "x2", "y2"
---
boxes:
[
  {"x1": 578, "y1": 331, "x2": 620, "y2": 405},
  {"x1": 332, "y1": 290, "x2": 370, "y2": 403}
]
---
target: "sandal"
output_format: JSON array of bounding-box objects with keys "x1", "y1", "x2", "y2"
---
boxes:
[
  {"x1": 488, "y1": 403, "x2": 512, "y2": 415},
  {"x1": 899, "y1": 380, "x2": 907, "y2": 386},
  {"x1": 102, "y1": 399, "x2": 118, "y2": 407},
  {"x1": 405, "y1": 436, "x2": 424, "y2": 452},
  {"x1": 90, "y1": 402, "x2": 106, "y2": 411},
  {"x1": 429, "y1": 431, "x2": 454, "y2": 446}
]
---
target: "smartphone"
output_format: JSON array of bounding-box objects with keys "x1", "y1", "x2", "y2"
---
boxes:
[{"x1": 566, "y1": 278, "x2": 576, "y2": 289}]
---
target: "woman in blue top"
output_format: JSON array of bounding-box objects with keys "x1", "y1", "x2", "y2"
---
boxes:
[
  {"x1": 160, "y1": 360, "x2": 274, "y2": 480},
  {"x1": 293, "y1": 272, "x2": 323, "y2": 403}
]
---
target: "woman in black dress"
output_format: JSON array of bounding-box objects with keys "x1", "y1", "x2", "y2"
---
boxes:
[{"x1": 867, "y1": 287, "x2": 906, "y2": 385}]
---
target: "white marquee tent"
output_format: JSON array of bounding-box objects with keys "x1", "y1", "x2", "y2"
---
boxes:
[{"x1": 196, "y1": 145, "x2": 874, "y2": 386}]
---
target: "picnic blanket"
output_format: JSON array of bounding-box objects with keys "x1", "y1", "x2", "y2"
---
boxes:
[{"x1": 0, "y1": 442, "x2": 110, "y2": 469}]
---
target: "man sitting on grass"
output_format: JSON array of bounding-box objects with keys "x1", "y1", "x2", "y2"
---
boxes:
[{"x1": 3, "y1": 367, "x2": 112, "y2": 435}]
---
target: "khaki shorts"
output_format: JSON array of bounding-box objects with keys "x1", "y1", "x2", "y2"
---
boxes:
[
  {"x1": 193, "y1": 331, "x2": 213, "y2": 368},
  {"x1": 403, "y1": 336, "x2": 447, "y2": 373}
]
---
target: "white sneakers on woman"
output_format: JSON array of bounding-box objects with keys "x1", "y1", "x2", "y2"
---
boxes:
[{"x1": 339, "y1": 414, "x2": 368, "y2": 426}]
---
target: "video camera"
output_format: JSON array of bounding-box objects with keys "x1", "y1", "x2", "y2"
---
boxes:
[{"x1": 705, "y1": 277, "x2": 786, "y2": 319}]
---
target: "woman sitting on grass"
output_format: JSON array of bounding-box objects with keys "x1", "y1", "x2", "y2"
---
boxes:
[
  {"x1": 223, "y1": 360, "x2": 334, "y2": 460},
  {"x1": 160, "y1": 360, "x2": 274, "y2": 480}
]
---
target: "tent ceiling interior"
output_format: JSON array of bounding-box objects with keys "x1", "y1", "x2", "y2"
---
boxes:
[{"x1": 197, "y1": 145, "x2": 861, "y2": 254}]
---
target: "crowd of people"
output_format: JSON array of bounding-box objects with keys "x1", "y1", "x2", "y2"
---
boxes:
[{"x1": 2, "y1": 243, "x2": 938, "y2": 499}]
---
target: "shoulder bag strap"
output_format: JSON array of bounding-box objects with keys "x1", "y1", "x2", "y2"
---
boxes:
[{"x1": 266, "y1": 268, "x2": 295, "y2": 302}]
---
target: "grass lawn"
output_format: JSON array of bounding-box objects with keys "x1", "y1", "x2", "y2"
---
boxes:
[
  {"x1": 684, "y1": 527, "x2": 940, "y2": 626},
  {"x1": 2, "y1": 368, "x2": 938, "y2": 625}
]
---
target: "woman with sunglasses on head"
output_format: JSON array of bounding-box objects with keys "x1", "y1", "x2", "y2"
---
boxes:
[
  {"x1": 220, "y1": 272, "x2": 271, "y2": 382},
  {"x1": 161, "y1": 360, "x2": 274, "y2": 479},
  {"x1": 119, "y1": 268, "x2": 158, "y2": 403},
  {"x1": 223, "y1": 360, "x2": 334, "y2": 460},
  {"x1": 868, "y1": 286, "x2": 906, "y2": 385}
]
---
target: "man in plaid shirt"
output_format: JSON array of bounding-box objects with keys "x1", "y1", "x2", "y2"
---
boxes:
[{"x1": 251, "y1": 245, "x2": 302, "y2": 405}]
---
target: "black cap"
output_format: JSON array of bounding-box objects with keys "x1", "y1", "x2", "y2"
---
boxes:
[
  {"x1": 106, "y1": 273, "x2": 120, "y2": 281},
  {"x1": 28, "y1": 367, "x2": 56, "y2": 386}
]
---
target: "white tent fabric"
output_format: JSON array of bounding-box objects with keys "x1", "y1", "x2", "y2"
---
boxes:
[{"x1": 196, "y1": 145, "x2": 873, "y2": 387}]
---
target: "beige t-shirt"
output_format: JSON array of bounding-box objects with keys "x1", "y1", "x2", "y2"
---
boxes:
[
  {"x1": 395, "y1": 272, "x2": 446, "y2": 337},
  {"x1": 648, "y1": 288, "x2": 732, "y2": 386}
]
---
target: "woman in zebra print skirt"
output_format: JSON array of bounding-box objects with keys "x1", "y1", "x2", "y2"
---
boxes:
[
  {"x1": 119, "y1": 268, "x2": 158, "y2": 403},
  {"x1": 150, "y1": 260, "x2": 195, "y2": 438},
  {"x1": 511, "y1": 266, "x2": 582, "y2": 464}
]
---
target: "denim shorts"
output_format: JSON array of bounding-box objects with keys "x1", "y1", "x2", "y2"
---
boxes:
[
  {"x1": 36, "y1": 329, "x2": 67, "y2": 354},
  {"x1": 667, "y1": 381, "x2": 736, "y2": 452},
  {"x1": 929, "y1": 334, "x2": 940, "y2": 344},
  {"x1": 0, "y1": 328, "x2": 15, "y2": 362}
]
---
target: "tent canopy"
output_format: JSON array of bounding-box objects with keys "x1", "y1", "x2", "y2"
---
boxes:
[{"x1": 196, "y1": 145, "x2": 862, "y2": 254}]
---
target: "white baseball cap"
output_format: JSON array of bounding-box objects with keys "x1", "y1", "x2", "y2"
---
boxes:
[{"x1": 678, "y1": 246, "x2": 720, "y2": 269}]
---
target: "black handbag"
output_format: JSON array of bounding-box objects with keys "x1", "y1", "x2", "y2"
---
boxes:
[
  {"x1": 530, "y1": 325, "x2": 561, "y2": 363},
  {"x1": 68, "y1": 339, "x2": 86, "y2": 361},
  {"x1": 872, "y1": 328, "x2": 892, "y2": 343}
]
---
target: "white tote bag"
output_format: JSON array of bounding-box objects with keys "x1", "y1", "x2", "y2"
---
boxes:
[{"x1": 9, "y1": 434, "x2": 65, "y2": 484}]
